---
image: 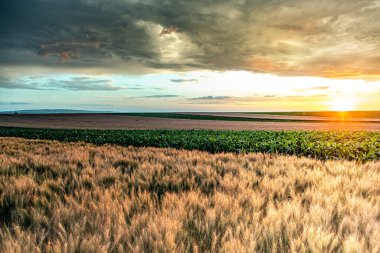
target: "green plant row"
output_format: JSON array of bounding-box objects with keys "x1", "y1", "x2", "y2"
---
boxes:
[{"x1": 0, "y1": 127, "x2": 379, "y2": 161}]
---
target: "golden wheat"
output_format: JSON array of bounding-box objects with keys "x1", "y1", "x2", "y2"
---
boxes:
[{"x1": 0, "y1": 137, "x2": 380, "y2": 252}]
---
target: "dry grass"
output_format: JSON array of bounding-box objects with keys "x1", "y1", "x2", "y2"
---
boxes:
[{"x1": 1, "y1": 137, "x2": 380, "y2": 252}]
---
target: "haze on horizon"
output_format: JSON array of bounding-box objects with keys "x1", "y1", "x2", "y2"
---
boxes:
[{"x1": 1, "y1": 0, "x2": 380, "y2": 112}]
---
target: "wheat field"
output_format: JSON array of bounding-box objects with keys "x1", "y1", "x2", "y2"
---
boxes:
[{"x1": 1, "y1": 137, "x2": 380, "y2": 252}]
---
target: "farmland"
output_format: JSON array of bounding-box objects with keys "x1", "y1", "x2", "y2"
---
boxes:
[
  {"x1": 116, "y1": 112, "x2": 380, "y2": 123},
  {"x1": 1, "y1": 114, "x2": 380, "y2": 131},
  {"x1": 1, "y1": 114, "x2": 380, "y2": 252},
  {"x1": 3, "y1": 0, "x2": 380, "y2": 251},
  {"x1": 1, "y1": 127, "x2": 379, "y2": 161},
  {"x1": 1, "y1": 137, "x2": 380, "y2": 252},
  {"x1": 249, "y1": 111, "x2": 380, "y2": 118}
]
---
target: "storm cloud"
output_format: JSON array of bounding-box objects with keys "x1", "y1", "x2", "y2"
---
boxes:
[{"x1": 1, "y1": 0, "x2": 379, "y2": 79}]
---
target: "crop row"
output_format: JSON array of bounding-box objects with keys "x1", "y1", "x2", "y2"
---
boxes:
[{"x1": 0, "y1": 127, "x2": 379, "y2": 161}]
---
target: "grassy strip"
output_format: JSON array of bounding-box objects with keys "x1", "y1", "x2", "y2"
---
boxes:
[{"x1": 0, "y1": 127, "x2": 379, "y2": 161}]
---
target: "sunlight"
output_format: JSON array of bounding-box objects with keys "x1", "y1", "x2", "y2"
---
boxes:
[{"x1": 329, "y1": 96, "x2": 357, "y2": 111}]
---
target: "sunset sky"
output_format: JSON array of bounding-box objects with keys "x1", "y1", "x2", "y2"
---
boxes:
[{"x1": 1, "y1": 0, "x2": 380, "y2": 112}]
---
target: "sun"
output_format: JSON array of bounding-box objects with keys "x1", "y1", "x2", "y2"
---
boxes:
[{"x1": 329, "y1": 96, "x2": 357, "y2": 111}]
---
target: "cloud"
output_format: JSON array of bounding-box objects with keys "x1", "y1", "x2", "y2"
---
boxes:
[
  {"x1": 159, "y1": 26, "x2": 178, "y2": 36},
  {"x1": 78, "y1": 103, "x2": 116, "y2": 107},
  {"x1": 0, "y1": 75, "x2": 124, "y2": 90},
  {"x1": 170, "y1": 78, "x2": 198, "y2": 83},
  {"x1": 141, "y1": 94, "x2": 180, "y2": 98},
  {"x1": 189, "y1": 96, "x2": 233, "y2": 101},
  {"x1": 311, "y1": 86, "x2": 330, "y2": 90},
  {"x1": 0, "y1": 76, "x2": 46, "y2": 90},
  {"x1": 185, "y1": 94, "x2": 331, "y2": 105},
  {"x1": 293, "y1": 85, "x2": 330, "y2": 93},
  {"x1": 187, "y1": 96, "x2": 234, "y2": 104},
  {"x1": 46, "y1": 77, "x2": 124, "y2": 91},
  {"x1": 0, "y1": 102, "x2": 32, "y2": 105},
  {"x1": 272, "y1": 24, "x2": 304, "y2": 32},
  {"x1": 38, "y1": 41, "x2": 101, "y2": 61},
  {"x1": 0, "y1": 0, "x2": 379, "y2": 79}
]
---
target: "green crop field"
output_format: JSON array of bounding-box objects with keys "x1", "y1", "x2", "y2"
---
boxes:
[{"x1": 1, "y1": 127, "x2": 379, "y2": 161}]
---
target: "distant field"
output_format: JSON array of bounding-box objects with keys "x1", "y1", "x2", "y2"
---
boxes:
[
  {"x1": 249, "y1": 111, "x2": 380, "y2": 118},
  {"x1": 1, "y1": 114, "x2": 380, "y2": 131},
  {"x1": 1, "y1": 137, "x2": 379, "y2": 252},
  {"x1": 118, "y1": 113, "x2": 307, "y2": 122},
  {"x1": 1, "y1": 127, "x2": 379, "y2": 161},
  {"x1": 117, "y1": 112, "x2": 380, "y2": 123}
]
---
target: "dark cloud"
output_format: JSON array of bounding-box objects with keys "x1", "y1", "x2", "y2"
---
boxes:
[
  {"x1": 0, "y1": 0, "x2": 379, "y2": 79},
  {"x1": 0, "y1": 0, "x2": 158, "y2": 70},
  {"x1": 170, "y1": 78, "x2": 198, "y2": 83}
]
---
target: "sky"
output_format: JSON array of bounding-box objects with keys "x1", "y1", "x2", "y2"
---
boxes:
[{"x1": 1, "y1": 0, "x2": 380, "y2": 112}]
